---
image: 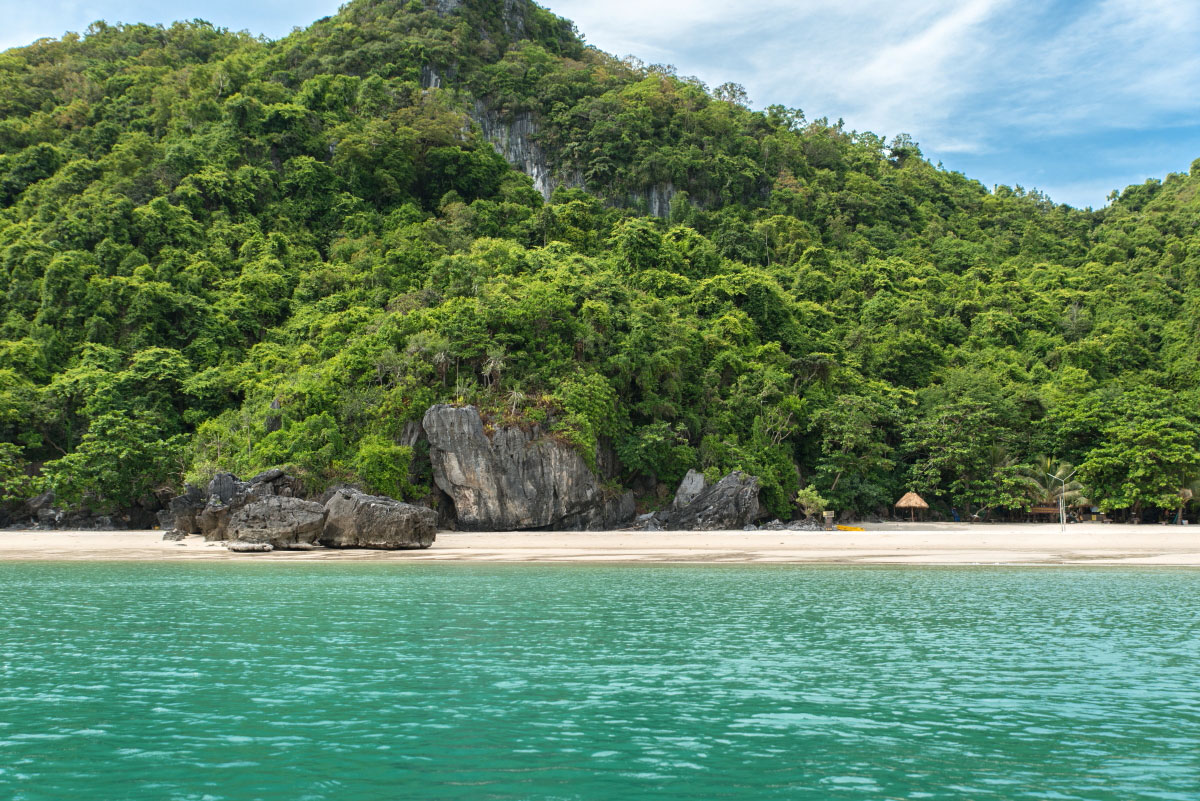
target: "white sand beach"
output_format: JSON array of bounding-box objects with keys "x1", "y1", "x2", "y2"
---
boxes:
[{"x1": 1, "y1": 523, "x2": 1198, "y2": 565}]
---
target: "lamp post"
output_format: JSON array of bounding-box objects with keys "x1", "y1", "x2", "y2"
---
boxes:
[{"x1": 1046, "y1": 467, "x2": 1078, "y2": 535}]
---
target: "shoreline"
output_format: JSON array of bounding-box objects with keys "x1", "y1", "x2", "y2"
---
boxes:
[{"x1": 1, "y1": 523, "x2": 1199, "y2": 565}]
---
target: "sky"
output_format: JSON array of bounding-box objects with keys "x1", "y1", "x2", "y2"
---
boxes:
[{"x1": 3, "y1": 0, "x2": 1198, "y2": 208}]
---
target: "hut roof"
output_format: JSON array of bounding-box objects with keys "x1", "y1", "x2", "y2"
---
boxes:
[{"x1": 895, "y1": 491, "x2": 929, "y2": 509}]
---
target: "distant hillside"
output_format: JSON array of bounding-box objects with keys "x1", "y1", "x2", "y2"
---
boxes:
[{"x1": 1, "y1": 0, "x2": 1198, "y2": 521}]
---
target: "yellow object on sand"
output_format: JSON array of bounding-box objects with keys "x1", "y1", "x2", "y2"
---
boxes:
[{"x1": 835, "y1": 525, "x2": 865, "y2": 532}]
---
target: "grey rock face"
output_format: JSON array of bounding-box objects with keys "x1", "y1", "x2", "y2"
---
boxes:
[
  {"x1": 473, "y1": 105, "x2": 554, "y2": 199},
  {"x1": 321, "y1": 489, "x2": 436, "y2": 549},
  {"x1": 420, "y1": 65, "x2": 442, "y2": 89},
  {"x1": 207, "y1": 472, "x2": 240, "y2": 505},
  {"x1": 631, "y1": 182, "x2": 677, "y2": 218},
  {"x1": 197, "y1": 502, "x2": 233, "y2": 541},
  {"x1": 471, "y1": 103, "x2": 584, "y2": 201},
  {"x1": 25, "y1": 490, "x2": 55, "y2": 515},
  {"x1": 662, "y1": 471, "x2": 761, "y2": 531},
  {"x1": 430, "y1": 0, "x2": 464, "y2": 15},
  {"x1": 671, "y1": 470, "x2": 709, "y2": 509},
  {"x1": 422, "y1": 404, "x2": 634, "y2": 531},
  {"x1": 227, "y1": 496, "x2": 326, "y2": 549}
]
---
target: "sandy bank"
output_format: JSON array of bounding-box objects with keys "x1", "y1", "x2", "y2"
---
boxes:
[{"x1": 1, "y1": 523, "x2": 1199, "y2": 565}]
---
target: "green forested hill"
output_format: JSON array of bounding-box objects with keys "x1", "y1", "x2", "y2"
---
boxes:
[{"x1": 1, "y1": 0, "x2": 1198, "y2": 522}]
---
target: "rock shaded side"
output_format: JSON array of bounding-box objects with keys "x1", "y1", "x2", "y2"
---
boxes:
[
  {"x1": 422, "y1": 404, "x2": 634, "y2": 531},
  {"x1": 321, "y1": 488, "x2": 437, "y2": 549},
  {"x1": 16, "y1": 488, "x2": 152, "y2": 531},
  {"x1": 556, "y1": 491, "x2": 637, "y2": 532},
  {"x1": 168, "y1": 486, "x2": 206, "y2": 534},
  {"x1": 227, "y1": 496, "x2": 326, "y2": 549},
  {"x1": 662, "y1": 471, "x2": 760, "y2": 531}
]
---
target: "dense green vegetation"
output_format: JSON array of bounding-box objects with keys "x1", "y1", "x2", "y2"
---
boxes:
[{"x1": 2, "y1": 0, "x2": 1198, "y2": 522}]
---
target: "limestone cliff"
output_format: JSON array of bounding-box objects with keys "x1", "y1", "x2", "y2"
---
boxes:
[{"x1": 422, "y1": 404, "x2": 634, "y2": 530}]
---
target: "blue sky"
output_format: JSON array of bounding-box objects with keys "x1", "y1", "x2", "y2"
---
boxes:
[{"x1": 3, "y1": 0, "x2": 1198, "y2": 209}]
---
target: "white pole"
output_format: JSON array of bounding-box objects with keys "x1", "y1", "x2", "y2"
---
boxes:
[
  {"x1": 1048, "y1": 466, "x2": 1077, "y2": 535},
  {"x1": 1060, "y1": 467, "x2": 1077, "y2": 534}
]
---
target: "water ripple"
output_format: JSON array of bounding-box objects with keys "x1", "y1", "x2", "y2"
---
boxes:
[{"x1": 0, "y1": 564, "x2": 1198, "y2": 800}]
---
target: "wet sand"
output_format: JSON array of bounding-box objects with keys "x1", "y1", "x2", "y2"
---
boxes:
[{"x1": 1, "y1": 523, "x2": 1198, "y2": 565}]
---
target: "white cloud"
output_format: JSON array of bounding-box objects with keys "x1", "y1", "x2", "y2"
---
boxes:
[{"x1": 548, "y1": 0, "x2": 1200, "y2": 205}]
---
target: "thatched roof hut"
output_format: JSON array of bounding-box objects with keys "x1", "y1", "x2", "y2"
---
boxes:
[{"x1": 895, "y1": 491, "x2": 929, "y2": 522}]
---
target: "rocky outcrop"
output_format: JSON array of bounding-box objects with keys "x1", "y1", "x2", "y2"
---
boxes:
[
  {"x1": 165, "y1": 471, "x2": 441, "y2": 551},
  {"x1": 226, "y1": 496, "x2": 326, "y2": 549},
  {"x1": 472, "y1": 104, "x2": 558, "y2": 200},
  {"x1": 633, "y1": 470, "x2": 761, "y2": 531},
  {"x1": 661, "y1": 471, "x2": 761, "y2": 531},
  {"x1": 168, "y1": 470, "x2": 306, "y2": 540},
  {"x1": 321, "y1": 488, "x2": 437, "y2": 549},
  {"x1": 469, "y1": 102, "x2": 588, "y2": 203},
  {"x1": 422, "y1": 404, "x2": 634, "y2": 531},
  {"x1": 631, "y1": 183, "x2": 677, "y2": 219}
]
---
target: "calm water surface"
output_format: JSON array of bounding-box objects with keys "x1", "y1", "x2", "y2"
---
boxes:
[{"x1": 0, "y1": 564, "x2": 1197, "y2": 800}]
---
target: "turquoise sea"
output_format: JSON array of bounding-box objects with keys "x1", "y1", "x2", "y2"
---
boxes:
[{"x1": 1, "y1": 564, "x2": 1197, "y2": 801}]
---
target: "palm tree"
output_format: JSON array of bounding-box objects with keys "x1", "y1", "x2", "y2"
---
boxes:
[
  {"x1": 482, "y1": 347, "x2": 506, "y2": 389},
  {"x1": 405, "y1": 331, "x2": 452, "y2": 385},
  {"x1": 1021, "y1": 455, "x2": 1089, "y2": 508},
  {"x1": 505, "y1": 387, "x2": 527, "y2": 417},
  {"x1": 432, "y1": 349, "x2": 451, "y2": 385}
]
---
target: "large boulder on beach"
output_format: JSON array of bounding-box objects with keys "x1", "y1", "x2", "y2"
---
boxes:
[
  {"x1": 422, "y1": 404, "x2": 634, "y2": 531},
  {"x1": 168, "y1": 470, "x2": 310, "y2": 541},
  {"x1": 320, "y1": 488, "x2": 437, "y2": 549},
  {"x1": 662, "y1": 471, "x2": 760, "y2": 531},
  {"x1": 226, "y1": 496, "x2": 327, "y2": 549}
]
